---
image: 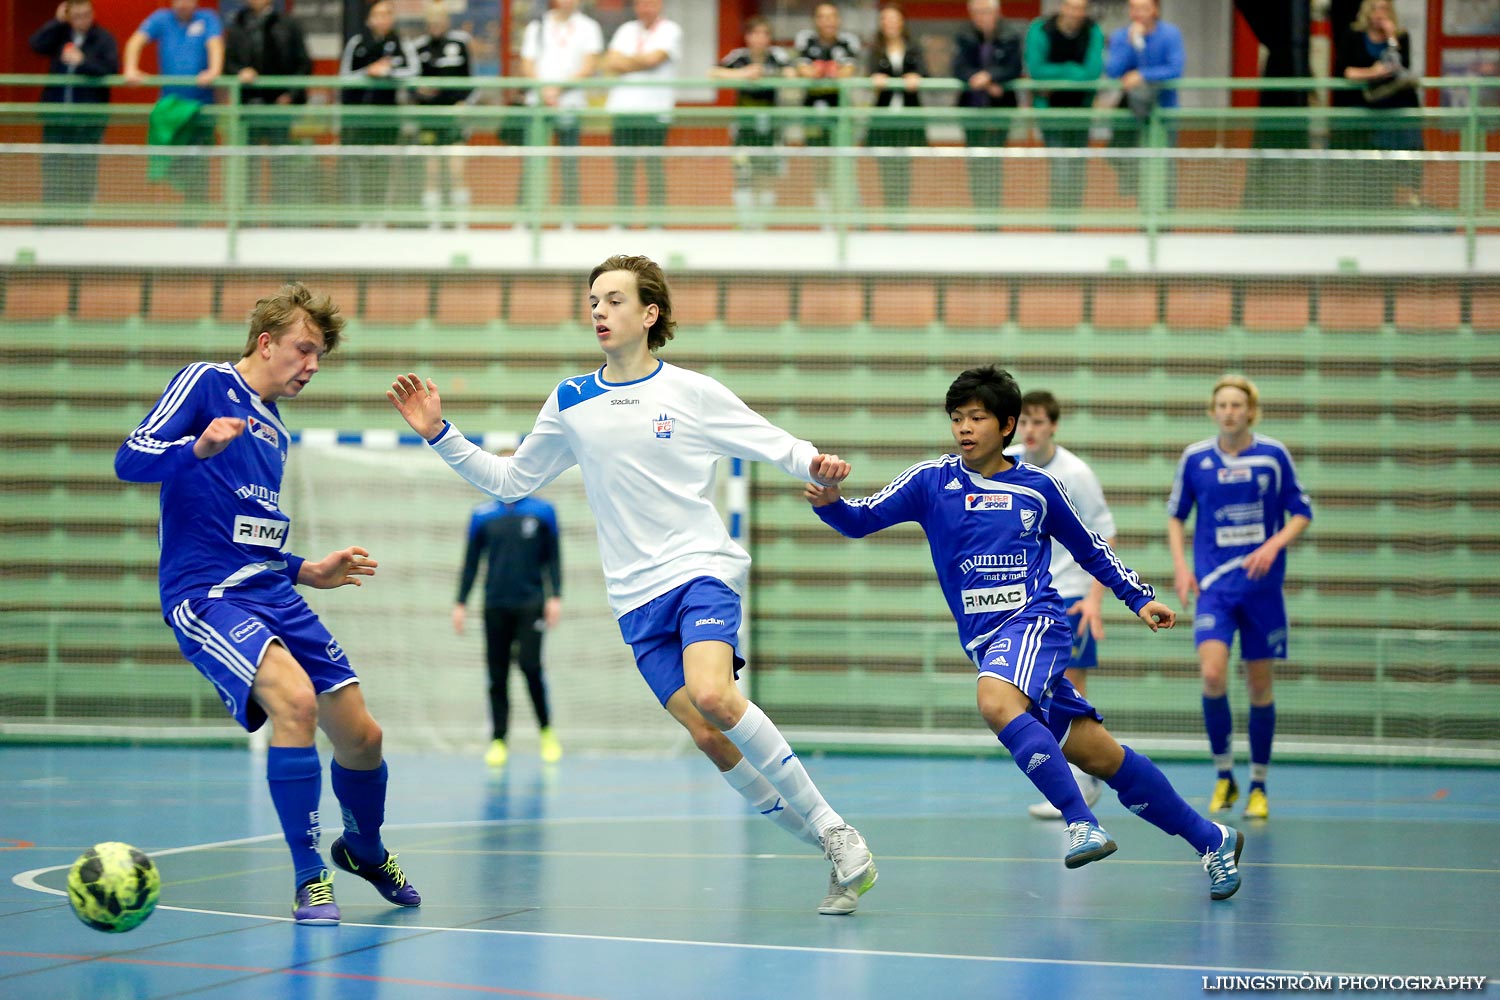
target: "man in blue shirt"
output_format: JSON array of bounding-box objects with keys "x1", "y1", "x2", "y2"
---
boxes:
[
  {"x1": 1104, "y1": 0, "x2": 1183, "y2": 204},
  {"x1": 124, "y1": 0, "x2": 223, "y2": 202},
  {"x1": 115, "y1": 283, "x2": 422, "y2": 925},
  {"x1": 124, "y1": 0, "x2": 223, "y2": 104},
  {"x1": 807, "y1": 365, "x2": 1244, "y2": 900},
  {"x1": 1168, "y1": 375, "x2": 1312, "y2": 822}
]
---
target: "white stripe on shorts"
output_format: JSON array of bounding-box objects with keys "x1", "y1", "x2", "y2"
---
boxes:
[{"x1": 171, "y1": 600, "x2": 257, "y2": 685}]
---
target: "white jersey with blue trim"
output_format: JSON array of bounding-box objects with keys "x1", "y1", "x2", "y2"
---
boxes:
[
  {"x1": 428, "y1": 359, "x2": 819, "y2": 618},
  {"x1": 1167, "y1": 434, "x2": 1313, "y2": 594},
  {"x1": 115, "y1": 362, "x2": 305, "y2": 610},
  {"x1": 1003, "y1": 443, "x2": 1116, "y2": 600},
  {"x1": 815, "y1": 454, "x2": 1154, "y2": 662}
]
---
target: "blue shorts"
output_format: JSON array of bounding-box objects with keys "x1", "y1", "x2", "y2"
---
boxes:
[
  {"x1": 165, "y1": 595, "x2": 358, "y2": 732},
  {"x1": 973, "y1": 615, "x2": 1102, "y2": 739},
  {"x1": 1063, "y1": 606, "x2": 1099, "y2": 670},
  {"x1": 617, "y1": 577, "x2": 744, "y2": 706},
  {"x1": 1193, "y1": 586, "x2": 1289, "y2": 661}
]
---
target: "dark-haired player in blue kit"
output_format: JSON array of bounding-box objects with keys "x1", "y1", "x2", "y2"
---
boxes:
[
  {"x1": 806, "y1": 365, "x2": 1244, "y2": 899},
  {"x1": 1168, "y1": 374, "x2": 1312, "y2": 822},
  {"x1": 115, "y1": 282, "x2": 420, "y2": 925}
]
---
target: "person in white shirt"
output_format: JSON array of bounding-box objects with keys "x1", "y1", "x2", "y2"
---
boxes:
[
  {"x1": 600, "y1": 0, "x2": 682, "y2": 223},
  {"x1": 1007, "y1": 390, "x2": 1117, "y2": 820},
  {"x1": 387, "y1": 254, "x2": 879, "y2": 917},
  {"x1": 518, "y1": 0, "x2": 604, "y2": 215}
]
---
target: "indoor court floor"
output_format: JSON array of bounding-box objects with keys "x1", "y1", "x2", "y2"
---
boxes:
[{"x1": 2, "y1": 745, "x2": 1495, "y2": 999}]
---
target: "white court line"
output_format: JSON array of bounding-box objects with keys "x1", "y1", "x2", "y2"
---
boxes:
[{"x1": 10, "y1": 819, "x2": 1360, "y2": 979}]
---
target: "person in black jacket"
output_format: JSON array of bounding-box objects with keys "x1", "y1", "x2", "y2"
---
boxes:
[
  {"x1": 866, "y1": 3, "x2": 927, "y2": 217},
  {"x1": 224, "y1": 0, "x2": 312, "y2": 205},
  {"x1": 339, "y1": 0, "x2": 418, "y2": 214},
  {"x1": 29, "y1": 0, "x2": 118, "y2": 208},
  {"x1": 952, "y1": 0, "x2": 1021, "y2": 225},
  {"x1": 413, "y1": 2, "x2": 475, "y2": 228},
  {"x1": 454, "y1": 482, "x2": 564, "y2": 768},
  {"x1": 1335, "y1": 0, "x2": 1423, "y2": 210}
]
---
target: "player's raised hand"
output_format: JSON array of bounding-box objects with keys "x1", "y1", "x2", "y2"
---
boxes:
[
  {"x1": 809, "y1": 453, "x2": 850, "y2": 487},
  {"x1": 300, "y1": 546, "x2": 378, "y2": 590},
  {"x1": 193, "y1": 416, "x2": 246, "y2": 459},
  {"x1": 387, "y1": 373, "x2": 445, "y2": 440},
  {"x1": 1137, "y1": 600, "x2": 1176, "y2": 632},
  {"x1": 804, "y1": 482, "x2": 842, "y2": 508}
]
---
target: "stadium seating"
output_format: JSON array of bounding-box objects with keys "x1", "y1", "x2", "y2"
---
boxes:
[{"x1": 3, "y1": 267, "x2": 1495, "y2": 738}]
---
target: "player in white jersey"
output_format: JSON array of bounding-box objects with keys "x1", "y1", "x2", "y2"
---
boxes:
[
  {"x1": 387, "y1": 254, "x2": 878, "y2": 915},
  {"x1": 1007, "y1": 390, "x2": 1114, "y2": 819},
  {"x1": 115, "y1": 283, "x2": 420, "y2": 925}
]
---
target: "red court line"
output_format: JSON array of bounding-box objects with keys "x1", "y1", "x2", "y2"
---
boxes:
[
  {"x1": 0, "y1": 839, "x2": 36, "y2": 850},
  {"x1": 0, "y1": 952, "x2": 599, "y2": 999}
]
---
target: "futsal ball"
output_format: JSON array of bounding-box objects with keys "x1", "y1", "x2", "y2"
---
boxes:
[{"x1": 66, "y1": 842, "x2": 161, "y2": 933}]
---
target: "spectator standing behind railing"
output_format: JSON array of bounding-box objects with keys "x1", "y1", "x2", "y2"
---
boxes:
[
  {"x1": 794, "y1": 3, "x2": 861, "y2": 218},
  {"x1": 414, "y1": 2, "x2": 476, "y2": 229},
  {"x1": 601, "y1": 0, "x2": 682, "y2": 228},
  {"x1": 224, "y1": 0, "x2": 311, "y2": 206},
  {"x1": 711, "y1": 15, "x2": 794, "y2": 229},
  {"x1": 1024, "y1": 0, "x2": 1102, "y2": 219},
  {"x1": 1335, "y1": 0, "x2": 1423, "y2": 211},
  {"x1": 866, "y1": 3, "x2": 927, "y2": 223},
  {"x1": 124, "y1": 0, "x2": 223, "y2": 204},
  {"x1": 339, "y1": 0, "x2": 418, "y2": 218},
  {"x1": 1104, "y1": 0, "x2": 1183, "y2": 207},
  {"x1": 518, "y1": 0, "x2": 604, "y2": 222},
  {"x1": 29, "y1": 0, "x2": 118, "y2": 210},
  {"x1": 952, "y1": 0, "x2": 1021, "y2": 229}
]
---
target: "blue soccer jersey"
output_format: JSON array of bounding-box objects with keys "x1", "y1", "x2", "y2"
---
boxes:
[
  {"x1": 815, "y1": 454, "x2": 1155, "y2": 662},
  {"x1": 115, "y1": 362, "x2": 305, "y2": 610},
  {"x1": 1167, "y1": 434, "x2": 1313, "y2": 595}
]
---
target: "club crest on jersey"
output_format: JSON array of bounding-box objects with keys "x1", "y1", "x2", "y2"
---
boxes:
[
  {"x1": 966, "y1": 493, "x2": 1011, "y2": 511},
  {"x1": 247, "y1": 415, "x2": 279, "y2": 448},
  {"x1": 1019, "y1": 509, "x2": 1038, "y2": 535},
  {"x1": 654, "y1": 413, "x2": 674, "y2": 439}
]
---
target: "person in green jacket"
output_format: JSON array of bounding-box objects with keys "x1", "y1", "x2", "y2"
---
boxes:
[{"x1": 1024, "y1": 0, "x2": 1103, "y2": 218}]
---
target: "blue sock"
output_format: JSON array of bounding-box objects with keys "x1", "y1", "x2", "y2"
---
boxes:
[
  {"x1": 330, "y1": 759, "x2": 388, "y2": 864},
  {"x1": 997, "y1": 714, "x2": 1094, "y2": 826},
  {"x1": 1202, "y1": 694, "x2": 1233, "y2": 774},
  {"x1": 1106, "y1": 746, "x2": 1221, "y2": 854},
  {"x1": 1249, "y1": 703, "x2": 1275, "y2": 791},
  {"x1": 266, "y1": 745, "x2": 325, "y2": 887}
]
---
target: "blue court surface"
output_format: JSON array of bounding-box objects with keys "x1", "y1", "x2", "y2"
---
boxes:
[{"x1": 2, "y1": 746, "x2": 1495, "y2": 1000}]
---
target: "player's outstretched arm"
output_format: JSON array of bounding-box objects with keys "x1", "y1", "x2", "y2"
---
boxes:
[
  {"x1": 1137, "y1": 600, "x2": 1176, "y2": 632},
  {"x1": 298, "y1": 546, "x2": 378, "y2": 589},
  {"x1": 804, "y1": 482, "x2": 843, "y2": 508},
  {"x1": 808, "y1": 453, "x2": 850, "y2": 486},
  {"x1": 387, "y1": 373, "x2": 446, "y2": 440}
]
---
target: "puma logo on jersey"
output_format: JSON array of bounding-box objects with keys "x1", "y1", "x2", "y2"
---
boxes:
[{"x1": 565, "y1": 379, "x2": 587, "y2": 393}]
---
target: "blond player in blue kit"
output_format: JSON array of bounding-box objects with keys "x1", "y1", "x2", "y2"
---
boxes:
[{"x1": 387, "y1": 254, "x2": 878, "y2": 915}]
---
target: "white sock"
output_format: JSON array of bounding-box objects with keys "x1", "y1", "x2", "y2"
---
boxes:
[
  {"x1": 722, "y1": 701, "x2": 842, "y2": 837},
  {"x1": 721, "y1": 758, "x2": 820, "y2": 849}
]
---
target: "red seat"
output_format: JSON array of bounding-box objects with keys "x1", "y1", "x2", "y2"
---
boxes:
[
  {"x1": 1242, "y1": 283, "x2": 1310, "y2": 332},
  {"x1": 364, "y1": 276, "x2": 432, "y2": 326},
  {"x1": 1393, "y1": 282, "x2": 1460, "y2": 332},
  {"x1": 1091, "y1": 279, "x2": 1158, "y2": 331},
  {"x1": 1318, "y1": 282, "x2": 1385, "y2": 332},
  {"x1": 1164, "y1": 280, "x2": 1232, "y2": 331},
  {"x1": 669, "y1": 277, "x2": 719, "y2": 328},
  {"x1": 1016, "y1": 280, "x2": 1084, "y2": 330},
  {"x1": 148, "y1": 274, "x2": 215, "y2": 323},
  {"x1": 508, "y1": 277, "x2": 580, "y2": 326},
  {"x1": 870, "y1": 280, "x2": 937, "y2": 329},
  {"x1": 3, "y1": 272, "x2": 70, "y2": 320},
  {"x1": 435, "y1": 276, "x2": 502, "y2": 326},
  {"x1": 943, "y1": 279, "x2": 1007, "y2": 330},
  {"x1": 76, "y1": 273, "x2": 143, "y2": 321},
  {"x1": 797, "y1": 279, "x2": 864, "y2": 327},
  {"x1": 722, "y1": 278, "x2": 791, "y2": 328}
]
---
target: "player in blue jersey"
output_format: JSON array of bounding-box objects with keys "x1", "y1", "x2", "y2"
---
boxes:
[
  {"x1": 806, "y1": 365, "x2": 1244, "y2": 899},
  {"x1": 115, "y1": 282, "x2": 421, "y2": 925},
  {"x1": 388, "y1": 254, "x2": 878, "y2": 915},
  {"x1": 1168, "y1": 375, "x2": 1312, "y2": 821}
]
